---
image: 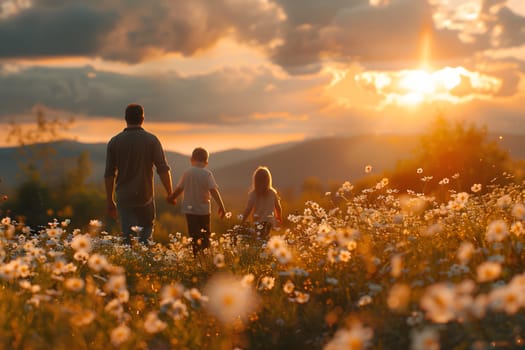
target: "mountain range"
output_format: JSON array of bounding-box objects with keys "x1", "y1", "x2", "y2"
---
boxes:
[{"x1": 0, "y1": 134, "x2": 523, "y2": 196}]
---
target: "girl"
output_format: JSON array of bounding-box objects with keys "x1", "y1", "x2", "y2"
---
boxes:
[{"x1": 241, "y1": 166, "x2": 282, "y2": 238}]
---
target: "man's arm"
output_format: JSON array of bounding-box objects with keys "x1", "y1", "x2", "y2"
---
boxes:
[
  {"x1": 159, "y1": 170, "x2": 174, "y2": 203},
  {"x1": 104, "y1": 140, "x2": 117, "y2": 218},
  {"x1": 210, "y1": 188, "x2": 226, "y2": 218},
  {"x1": 104, "y1": 176, "x2": 117, "y2": 218}
]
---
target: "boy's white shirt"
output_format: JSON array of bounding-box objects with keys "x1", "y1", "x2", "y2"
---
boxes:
[{"x1": 177, "y1": 163, "x2": 218, "y2": 215}]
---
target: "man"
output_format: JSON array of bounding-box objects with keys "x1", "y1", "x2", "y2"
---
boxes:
[{"x1": 104, "y1": 103, "x2": 174, "y2": 244}]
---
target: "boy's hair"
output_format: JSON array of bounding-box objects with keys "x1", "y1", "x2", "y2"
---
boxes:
[
  {"x1": 252, "y1": 166, "x2": 273, "y2": 195},
  {"x1": 191, "y1": 147, "x2": 209, "y2": 163},
  {"x1": 125, "y1": 104, "x2": 144, "y2": 125}
]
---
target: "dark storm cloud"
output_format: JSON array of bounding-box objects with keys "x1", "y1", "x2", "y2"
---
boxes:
[
  {"x1": 0, "y1": 0, "x2": 282, "y2": 62},
  {"x1": 0, "y1": 65, "x2": 323, "y2": 123},
  {"x1": 96, "y1": 0, "x2": 283, "y2": 62},
  {"x1": 1, "y1": 0, "x2": 525, "y2": 74},
  {"x1": 0, "y1": 4, "x2": 116, "y2": 57}
]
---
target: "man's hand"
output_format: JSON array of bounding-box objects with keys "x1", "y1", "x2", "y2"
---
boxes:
[
  {"x1": 107, "y1": 201, "x2": 117, "y2": 219},
  {"x1": 168, "y1": 187, "x2": 183, "y2": 206},
  {"x1": 166, "y1": 193, "x2": 177, "y2": 205}
]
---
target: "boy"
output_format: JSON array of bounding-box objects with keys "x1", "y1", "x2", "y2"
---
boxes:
[{"x1": 168, "y1": 147, "x2": 226, "y2": 255}]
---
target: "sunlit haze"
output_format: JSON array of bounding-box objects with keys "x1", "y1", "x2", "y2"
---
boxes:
[{"x1": 0, "y1": 0, "x2": 524, "y2": 152}]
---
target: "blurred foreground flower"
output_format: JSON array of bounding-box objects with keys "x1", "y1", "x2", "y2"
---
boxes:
[
  {"x1": 324, "y1": 321, "x2": 373, "y2": 350},
  {"x1": 387, "y1": 283, "x2": 411, "y2": 311},
  {"x1": 71, "y1": 234, "x2": 92, "y2": 253},
  {"x1": 477, "y1": 261, "x2": 502, "y2": 283},
  {"x1": 204, "y1": 273, "x2": 258, "y2": 325},
  {"x1": 420, "y1": 283, "x2": 456, "y2": 323},
  {"x1": 214, "y1": 253, "x2": 225, "y2": 268},
  {"x1": 471, "y1": 183, "x2": 482, "y2": 193},
  {"x1": 411, "y1": 327, "x2": 440, "y2": 350},
  {"x1": 160, "y1": 283, "x2": 185, "y2": 305},
  {"x1": 259, "y1": 276, "x2": 275, "y2": 290},
  {"x1": 64, "y1": 277, "x2": 85, "y2": 292},
  {"x1": 486, "y1": 220, "x2": 509, "y2": 242},
  {"x1": 70, "y1": 310, "x2": 96, "y2": 327},
  {"x1": 110, "y1": 324, "x2": 131, "y2": 347},
  {"x1": 144, "y1": 311, "x2": 167, "y2": 334},
  {"x1": 267, "y1": 235, "x2": 292, "y2": 264}
]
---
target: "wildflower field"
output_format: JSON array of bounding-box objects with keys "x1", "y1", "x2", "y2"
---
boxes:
[{"x1": 1, "y1": 176, "x2": 525, "y2": 350}]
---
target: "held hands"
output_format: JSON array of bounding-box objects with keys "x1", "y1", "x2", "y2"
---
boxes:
[
  {"x1": 166, "y1": 192, "x2": 177, "y2": 205},
  {"x1": 107, "y1": 201, "x2": 117, "y2": 219},
  {"x1": 167, "y1": 187, "x2": 183, "y2": 206}
]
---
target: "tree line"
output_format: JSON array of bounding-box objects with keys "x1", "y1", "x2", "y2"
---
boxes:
[{"x1": 1, "y1": 113, "x2": 523, "y2": 236}]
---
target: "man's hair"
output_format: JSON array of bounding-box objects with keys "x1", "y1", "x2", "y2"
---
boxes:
[
  {"x1": 191, "y1": 147, "x2": 209, "y2": 163},
  {"x1": 125, "y1": 104, "x2": 144, "y2": 125}
]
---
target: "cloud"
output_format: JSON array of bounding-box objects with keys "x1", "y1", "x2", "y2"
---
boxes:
[
  {"x1": 2, "y1": 0, "x2": 525, "y2": 74},
  {"x1": 0, "y1": 0, "x2": 524, "y2": 140},
  {"x1": 270, "y1": 0, "x2": 503, "y2": 73},
  {"x1": 490, "y1": 6, "x2": 525, "y2": 48},
  {"x1": 96, "y1": 0, "x2": 284, "y2": 62},
  {"x1": 0, "y1": 4, "x2": 116, "y2": 57},
  {"x1": 0, "y1": 64, "x2": 325, "y2": 124},
  {"x1": 269, "y1": 0, "x2": 525, "y2": 73},
  {"x1": 0, "y1": 0, "x2": 283, "y2": 62},
  {"x1": 270, "y1": 0, "x2": 435, "y2": 72}
]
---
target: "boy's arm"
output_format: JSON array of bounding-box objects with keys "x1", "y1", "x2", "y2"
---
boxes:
[
  {"x1": 210, "y1": 188, "x2": 226, "y2": 218},
  {"x1": 168, "y1": 186, "x2": 184, "y2": 204}
]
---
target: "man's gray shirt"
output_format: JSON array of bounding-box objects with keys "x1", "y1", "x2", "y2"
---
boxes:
[{"x1": 104, "y1": 127, "x2": 170, "y2": 207}]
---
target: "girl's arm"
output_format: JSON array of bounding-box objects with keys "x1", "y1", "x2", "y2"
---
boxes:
[
  {"x1": 241, "y1": 202, "x2": 254, "y2": 223},
  {"x1": 274, "y1": 195, "x2": 283, "y2": 224},
  {"x1": 241, "y1": 193, "x2": 255, "y2": 223}
]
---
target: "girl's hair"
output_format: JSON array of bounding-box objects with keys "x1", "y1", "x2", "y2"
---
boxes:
[{"x1": 252, "y1": 166, "x2": 273, "y2": 195}]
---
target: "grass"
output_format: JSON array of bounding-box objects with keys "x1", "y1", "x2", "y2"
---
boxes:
[{"x1": 0, "y1": 176, "x2": 524, "y2": 349}]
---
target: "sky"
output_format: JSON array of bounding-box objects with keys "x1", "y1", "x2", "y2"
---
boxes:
[{"x1": 0, "y1": 0, "x2": 524, "y2": 154}]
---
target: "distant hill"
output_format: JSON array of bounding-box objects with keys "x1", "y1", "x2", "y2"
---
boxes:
[
  {"x1": 0, "y1": 140, "x2": 185, "y2": 189},
  {"x1": 207, "y1": 141, "x2": 298, "y2": 170},
  {"x1": 212, "y1": 133, "x2": 525, "y2": 195},
  {"x1": 0, "y1": 134, "x2": 523, "y2": 195},
  {"x1": 0, "y1": 140, "x2": 297, "y2": 190},
  {"x1": 212, "y1": 135, "x2": 420, "y2": 194}
]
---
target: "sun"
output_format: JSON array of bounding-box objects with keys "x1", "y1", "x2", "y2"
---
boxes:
[
  {"x1": 353, "y1": 64, "x2": 502, "y2": 108},
  {"x1": 396, "y1": 67, "x2": 463, "y2": 105},
  {"x1": 328, "y1": 63, "x2": 501, "y2": 110},
  {"x1": 398, "y1": 69, "x2": 435, "y2": 105}
]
